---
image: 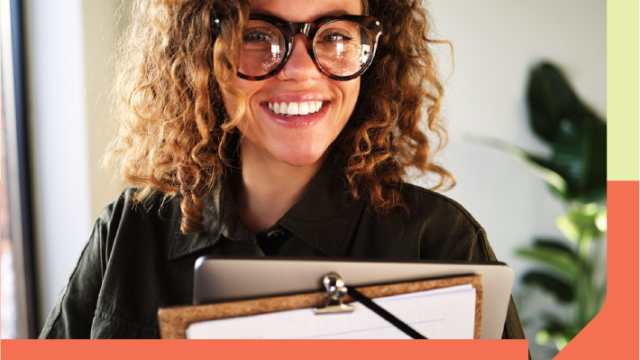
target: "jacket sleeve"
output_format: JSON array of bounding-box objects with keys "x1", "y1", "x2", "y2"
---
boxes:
[
  {"x1": 455, "y1": 228, "x2": 528, "y2": 341},
  {"x1": 38, "y1": 214, "x2": 109, "y2": 338}
]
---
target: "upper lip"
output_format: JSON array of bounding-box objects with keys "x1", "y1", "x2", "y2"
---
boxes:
[{"x1": 262, "y1": 93, "x2": 330, "y2": 103}]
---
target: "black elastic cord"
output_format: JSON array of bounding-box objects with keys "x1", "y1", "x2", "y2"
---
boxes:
[{"x1": 346, "y1": 287, "x2": 427, "y2": 339}]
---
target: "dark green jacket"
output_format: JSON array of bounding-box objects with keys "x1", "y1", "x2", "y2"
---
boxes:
[{"x1": 39, "y1": 166, "x2": 526, "y2": 339}]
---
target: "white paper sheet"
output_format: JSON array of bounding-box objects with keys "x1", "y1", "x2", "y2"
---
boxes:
[{"x1": 186, "y1": 284, "x2": 477, "y2": 339}]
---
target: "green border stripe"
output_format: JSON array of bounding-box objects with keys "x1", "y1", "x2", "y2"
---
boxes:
[{"x1": 608, "y1": 0, "x2": 639, "y2": 180}]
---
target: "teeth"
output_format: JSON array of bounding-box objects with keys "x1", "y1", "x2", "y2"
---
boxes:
[
  {"x1": 299, "y1": 102, "x2": 309, "y2": 115},
  {"x1": 266, "y1": 101, "x2": 324, "y2": 115},
  {"x1": 287, "y1": 102, "x2": 299, "y2": 115}
]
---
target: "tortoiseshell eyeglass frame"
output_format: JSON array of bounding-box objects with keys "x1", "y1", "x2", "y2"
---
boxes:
[{"x1": 212, "y1": 14, "x2": 383, "y2": 81}]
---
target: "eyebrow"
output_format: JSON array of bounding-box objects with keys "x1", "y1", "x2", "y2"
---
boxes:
[{"x1": 250, "y1": 9, "x2": 352, "y2": 18}]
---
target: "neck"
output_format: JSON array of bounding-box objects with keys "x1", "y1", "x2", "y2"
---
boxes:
[{"x1": 235, "y1": 140, "x2": 324, "y2": 234}]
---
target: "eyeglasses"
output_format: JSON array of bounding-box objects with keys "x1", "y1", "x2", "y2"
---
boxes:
[{"x1": 212, "y1": 14, "x2": 383, "y2": 81}]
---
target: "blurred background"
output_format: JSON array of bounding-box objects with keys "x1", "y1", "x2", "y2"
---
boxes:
[{"x1": 1, "y1": 0, "x2": 605, "y2": 358}]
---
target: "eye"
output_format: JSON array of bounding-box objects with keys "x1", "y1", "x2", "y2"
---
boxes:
[
  {"x1": 243, "y1": 29, "x2": 273, "y2": 42},
  {"x1": 321, "y1": 31, "x2": 353, "y2": 42}
]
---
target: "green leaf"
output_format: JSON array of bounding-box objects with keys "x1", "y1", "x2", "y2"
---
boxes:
[
  {"x1": 581, "y1": 119, "x2": 607, "y2": 202},
  {"x1": 524, "y1": 154, "x2": 570, "y2": 200},
  {"x1": 467, "y1": 61, "x2": 608, "y2": 204},
  {"x1": 532, "y1": 238, "x2": 577, "y2": 257},
  {"x1": 556, "y1": 214, "x2": 580, "y2": 242},
  {"x1": 551, "y1": 118, "x2": 607, "y2": 203},
  {"x1": 526, "y1": 62, "x2": 607, "y2": 204},
  {"x1": 555, "y1": 335, "x2": 570, "y2": 351},
  {"x1": 539, "y1": 313, "x2": 581, "y2": 350},
  {"x1": 556, "y1": 206, "x2": 605, "y2": 242},
  {"x1": 515, "y1": 247, "x2": 578, "y2": 280},
  {"x1": 595, "y1": 208, "x2": 607, "y2": 232},
  {"x1": 526, "y1": 62, "x2": 591, "y2": 143},
  {"x1": 527, "y1": 62, "x2": 607, "y2": 203},
  {"x1": 535, "y1": 329, "x2": 552, "y2": 345},
  {"x1": 522, "y1": 270, "x2": 575, "y2": 302},
  {"x1": 557, "y1": 328, "x2": 581, "y2": 350},
  {"x1": 539, "y1": 313, "x2": 570, "y2": 334}
]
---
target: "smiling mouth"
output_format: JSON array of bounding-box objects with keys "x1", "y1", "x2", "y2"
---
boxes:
[{"x1": 266, "y1": 101, "x2": 325, "y2": 116}]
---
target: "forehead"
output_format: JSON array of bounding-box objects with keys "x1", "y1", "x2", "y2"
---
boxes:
[{"x1": 249, "y1": 0, "x2": 363, "y2": 22}]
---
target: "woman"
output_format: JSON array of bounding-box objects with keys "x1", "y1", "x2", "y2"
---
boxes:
[{"x1": 40, "y1": 0, "x2": 525, "y2": 339}]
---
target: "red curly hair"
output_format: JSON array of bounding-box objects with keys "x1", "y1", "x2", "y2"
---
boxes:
[{"x1": 105, "y1": 0, "x2": 454, "y2": 233}]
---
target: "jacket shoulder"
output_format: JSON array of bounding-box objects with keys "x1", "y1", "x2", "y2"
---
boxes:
[
  {"x1": 399, "y1": 183, "x2": 491, "y2": 261},
  {"x1": 401, "y1": 183, "x2": 483, "y2": 230},
  {"x1": 96, "y1": 188, "x2": 183, "y2": 261},
  {"x1": 100, "y1": 188, "x2": 180, "y2": 222},
  {"x1": 39, "y1": 187, "x2": 179, "y2": 339}
]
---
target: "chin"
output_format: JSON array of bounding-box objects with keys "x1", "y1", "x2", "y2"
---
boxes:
[
  {"x1": 273, "y1": 145, "x2": 326, "y2": 168},
  {"x1": 278, "y1": 153, "x2": 324, "y2": 168}
]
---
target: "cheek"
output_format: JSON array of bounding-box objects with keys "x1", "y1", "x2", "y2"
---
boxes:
[
  {"x1": 340, "y1": 79, "x2": 360, "y2": 122},
  {"x1": 346, "y1": 78, "x2": 360, "y2": 104},
  {"x1": 221, "y1": 79, "x2": 256, "y2": 123},
  {"x1": 221, "y1": 94, "x2": 236, "y2": 121}
]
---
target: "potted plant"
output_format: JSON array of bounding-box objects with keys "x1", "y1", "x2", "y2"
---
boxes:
[{"x1": 470, "y1": 62, "x2": 607, "y2": 353}]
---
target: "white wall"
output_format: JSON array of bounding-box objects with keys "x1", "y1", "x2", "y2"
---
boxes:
[
  {"x1": 25, "y1": 0, "x2": 128, "y2": 327},
  {"x1": 422, "y1": 1, "x2": 605, "y2": 357},
  {"x1": 425, "y1": 0, "x2": 605, "y2": 285},
  {"x1": 26, "y1": 0, "x2": 92, "y2": 325},
  {"x1": 82, "y1": 0, "x2": 128, "y2": 221}
]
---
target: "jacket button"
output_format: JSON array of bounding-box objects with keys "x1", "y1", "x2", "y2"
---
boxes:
[{"x1": 266, "y1": 228, "x2": 286, "y2": 239}]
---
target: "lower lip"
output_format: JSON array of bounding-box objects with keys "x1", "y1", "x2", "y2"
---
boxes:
[{"x1": 261, "y1": 102, "x2": 330, "y2": 128}]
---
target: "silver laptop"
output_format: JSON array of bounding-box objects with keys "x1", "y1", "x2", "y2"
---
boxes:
[{"x1": 193, "y1": 256, "x2": 514, "y2": 339}]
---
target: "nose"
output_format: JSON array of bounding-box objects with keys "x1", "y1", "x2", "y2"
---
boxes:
[{"x1": 280, "y1": 34, "x2": 322, "y2": 82}]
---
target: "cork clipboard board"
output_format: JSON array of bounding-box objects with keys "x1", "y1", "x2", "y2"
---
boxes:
[{"x1": 158, "y1": 274, "x2": 483, "y2": 339}]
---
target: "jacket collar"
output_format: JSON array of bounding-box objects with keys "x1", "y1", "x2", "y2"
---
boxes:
[
  {"x1": 277, "y1": 164, "x2": 366, "y2": 257},
  {"x1": 168, "y1": 163, "x2": 366, "y2": 260}
]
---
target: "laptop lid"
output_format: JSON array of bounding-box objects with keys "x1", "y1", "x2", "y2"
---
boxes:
[{"x1": 193, "y1": 256, "x2": 514, "y2": 339}]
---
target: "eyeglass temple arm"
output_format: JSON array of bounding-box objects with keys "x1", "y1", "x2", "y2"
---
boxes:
[{"x1": 211, "y1": 10, "x2": 221, "y2": 37}]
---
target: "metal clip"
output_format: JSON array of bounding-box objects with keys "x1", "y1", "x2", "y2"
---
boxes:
[{"x1": 314, "y1": 272, "x2": 355, "y2": 314}]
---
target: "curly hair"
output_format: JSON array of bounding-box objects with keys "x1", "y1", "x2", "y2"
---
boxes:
[{"x1": 105, "y1": 0, "x2": 454, "y2": 234}]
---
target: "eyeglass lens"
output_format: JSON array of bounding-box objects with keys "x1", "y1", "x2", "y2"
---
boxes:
[{"x1": 239, "y1": 20, "x2": 373, "y2": 78}]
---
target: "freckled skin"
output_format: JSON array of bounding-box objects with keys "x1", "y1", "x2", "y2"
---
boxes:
[{"x1": 224, "y1": 0, "x2": 362, "y2": 168}]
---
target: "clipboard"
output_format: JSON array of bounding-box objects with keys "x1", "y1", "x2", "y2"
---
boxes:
[
  {"x1": 189, "y1": 257, "x2": 513, "y2": 338},
  {"x1": 158, "y1": 273, "x2": 483, "y2": 339}
]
